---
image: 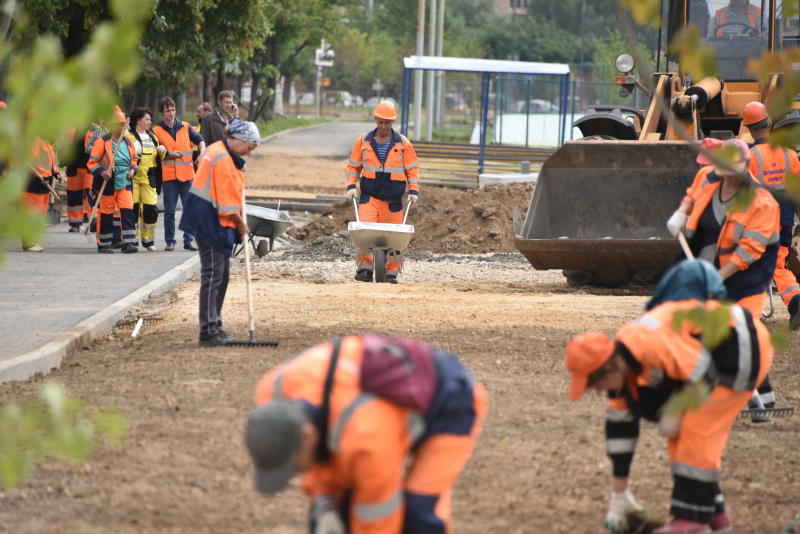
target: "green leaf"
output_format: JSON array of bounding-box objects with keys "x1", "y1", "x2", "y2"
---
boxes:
[
  {"x1": 619, "y1": 0, "x2": 661, "y2": 27},
  {"x1": 662, "y1": 381, "x2": 711, "y2": 417},
  {"x1": 770, "y1": 325, "x2": 791, "y2": 353},
  {"x1": 93, "y1": 410, "x2": 128, "y2": 447},
  {"x1": 671, "y1": 304, "x2": 732, "y2": 350}
]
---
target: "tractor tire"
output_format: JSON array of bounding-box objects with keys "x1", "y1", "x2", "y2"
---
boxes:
[{"x1": 373, "y1": 249, "x2": 387, "y2": 283}]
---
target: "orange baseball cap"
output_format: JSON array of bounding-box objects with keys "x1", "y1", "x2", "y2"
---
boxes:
[
  {"x1": 696, "y1": 137, "x2": 723, "y2": 166},
  {"x1": 565, "y1": 331, "x2": 615, "y2": 400}
]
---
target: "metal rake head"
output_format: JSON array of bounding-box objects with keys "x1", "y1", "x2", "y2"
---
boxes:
[
  {"x1": 738, "y1": 406, "x2": 795, "y2": 420},
  {"x1": 117, "y1": 316, "x2": 164, "y2": 328}
]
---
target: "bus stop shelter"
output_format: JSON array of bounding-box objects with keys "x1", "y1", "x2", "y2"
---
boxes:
[{"x1": 400, "y1": 56, "x2": 571, "y2": 173}]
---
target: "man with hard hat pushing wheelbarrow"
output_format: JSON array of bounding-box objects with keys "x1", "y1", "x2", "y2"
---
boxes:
[
  {"x1": 244, "y1": 334, "x2": 487, "y2": 534},
  {"x1": 346, "y1": 100, "x2": 420, "y2": 284}
]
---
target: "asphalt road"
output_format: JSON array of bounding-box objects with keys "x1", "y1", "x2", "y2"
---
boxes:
[
  {"x1": 262, "y1": 120, "x2": 374, "y2": 156},
  {"x1": 0, "y1": 218, "x2": 197, "y2": 361}
]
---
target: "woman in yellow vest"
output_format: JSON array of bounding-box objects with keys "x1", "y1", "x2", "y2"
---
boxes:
[{"x1": 126, "y1": 108, "x2": 166, "y2": 251}]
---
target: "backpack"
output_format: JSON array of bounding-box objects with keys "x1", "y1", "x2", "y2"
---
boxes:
[{"x1": 85, "y1": 124, "x2": 108, "y2": 155}]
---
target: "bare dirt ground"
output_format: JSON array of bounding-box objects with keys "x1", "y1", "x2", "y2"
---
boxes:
[{"x1": 1, "y1": 147, "x2": 799, "y2": 534}]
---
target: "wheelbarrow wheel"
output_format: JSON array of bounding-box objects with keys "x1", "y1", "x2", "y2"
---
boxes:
[{"x1": 374, "y1": 249, "x2": 387, "y2": 283}]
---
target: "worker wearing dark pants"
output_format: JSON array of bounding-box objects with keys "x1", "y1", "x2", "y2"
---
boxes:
[{"x1": 197, "y1": 239, "x2": 230, "y2": 342}]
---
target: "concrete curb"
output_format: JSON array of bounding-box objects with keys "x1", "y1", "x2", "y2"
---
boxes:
[
  {"x1": 0, "y1": 255, "x2": 200, "y2": 384},
  {"x1": 259, "y1": 119, "x2": 338, "y2": 144}
]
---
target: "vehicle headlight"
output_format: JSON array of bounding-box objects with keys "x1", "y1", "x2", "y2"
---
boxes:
[{"x1": 615, "y1": 53, "x2": 636, "y2": 74}]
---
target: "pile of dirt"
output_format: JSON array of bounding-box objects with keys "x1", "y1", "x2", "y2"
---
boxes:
[{"x1": 288, "y1": 183, "x2": 533, "y2": 254}]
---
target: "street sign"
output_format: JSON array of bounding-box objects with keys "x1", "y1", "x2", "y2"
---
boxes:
[
  {"x1": 315, "y1": 47, "x2": 334, "y2": 67},
  {"x1": 320, "y1": 78, "x2": 331, "y2": 87}
]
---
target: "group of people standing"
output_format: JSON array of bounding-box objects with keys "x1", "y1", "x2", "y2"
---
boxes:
[{"x1": 21, "y1": 90, "x2": 240, "y2": 253}]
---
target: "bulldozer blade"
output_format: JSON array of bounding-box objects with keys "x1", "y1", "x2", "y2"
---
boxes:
[{"x1": 515, "y1": 140, "x2": 698, "y2": 283}]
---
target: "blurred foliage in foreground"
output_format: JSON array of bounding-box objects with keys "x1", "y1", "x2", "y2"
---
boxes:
[{"x1": 0, "y1": 382, "x2": 127, "y2": 489}]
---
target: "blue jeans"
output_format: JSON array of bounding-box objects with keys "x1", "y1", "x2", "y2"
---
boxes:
[{"x1": 162, "y1": 179, "x2": 194, "y2": 245}]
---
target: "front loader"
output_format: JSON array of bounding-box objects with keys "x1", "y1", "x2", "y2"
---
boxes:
[{"x1": 515, "y1": 0, "x2": 798, "y2": 286}]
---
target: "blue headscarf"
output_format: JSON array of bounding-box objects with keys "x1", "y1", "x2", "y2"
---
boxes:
[{"x1": 645, "y1": 259, "x2": 728, "y2": 310}]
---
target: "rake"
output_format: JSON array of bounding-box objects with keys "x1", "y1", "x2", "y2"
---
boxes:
[
  {"x1": 224, "y1": 187, "x2": 278, "y2": 348},
  {"x1": 737, "y1": 406, "x2": 794, "y2": 420},
  {"x1": 117, "y1": 315, "x2": 164, "y2": 328}
]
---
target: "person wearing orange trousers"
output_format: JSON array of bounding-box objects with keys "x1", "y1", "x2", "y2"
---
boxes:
[
  {"x1": 566, "y1": 289, "x2": 773, "y2": 533},
  {"x1": 87, "y1": 107, "x2": 139, "y2": 253},
  {"x1": 743, "y1": 101, "x2": 800, "y2": 329},
  {"x1": 245, "y1": 334, "x2": 487, "y2": 534},
  {"x1": 65, "y1": 128, "x2": 98, "y2": 232},
  {"x1": 346, "y1": 100, "x2": 420, "y2": 284},
  {"x1": 666, "y1": 138, "x2": 780, "y2": 318},
  {"x1": 22, "y1": 138, "x2": 61, "y2": 251}
]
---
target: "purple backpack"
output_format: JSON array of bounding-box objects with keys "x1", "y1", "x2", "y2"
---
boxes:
[{"x1": 358, "y1": 334, "x2": 438, "y2": 413}]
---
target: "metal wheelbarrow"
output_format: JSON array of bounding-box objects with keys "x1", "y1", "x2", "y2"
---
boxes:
[
  {"x1": 347, "y1": 198, "x2": 415, "y2": 282},
  {"x1": 233, "y1": 203, "x2": 293, "y2": 258}
]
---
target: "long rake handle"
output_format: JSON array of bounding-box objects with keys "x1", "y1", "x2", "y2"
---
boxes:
[
  {"x1": 27, "y1": 163, "x2": 62, "y2": 202},
  {"x1": 241, "y1": 189, "x2": 256, "y2": 342},
  {"x1": 82, "y1": 120, "x2": 129, "y2": 236},
  {"x1": 678, "y1": 232, "x2": 694, "y2": 260}
]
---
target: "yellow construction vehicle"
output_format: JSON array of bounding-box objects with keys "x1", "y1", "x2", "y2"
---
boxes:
[{"x1": 515, "y1": 0, "x2": 800, "y2": 286}]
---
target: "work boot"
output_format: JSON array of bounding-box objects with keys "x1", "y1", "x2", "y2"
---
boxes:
[
  {"x1": 111, "y1": 239, "x2": 123, "y2": 249},
  {"x1": 354, "y1": 269, "x2": 372, "y2": 282},
  {"x1": 710, "y1": 511, "x2": 732, "y2": 532},
  {"x1": 386, "y1": 274, "x2": 398, "y2": 284},
  {"x1": 68, "y1": 225, "x2": 80, "y2": 233},
  {"x1": 121, "y1": 245, "x2": 138, "y2": 254},
  {"x1": 789, "y1": 296, "x2": 800, "y2": 330},
  {"x1": 165, "y1": 243, "x2": 175, "y2": 252},
  {"x1": 199, "y1": 333, "x2": 230, "y2": 347},
  {"x1": 748, "y1": 393, "x2": 773, "y2": 423},
  {"x1": 144, "y1": 244, "x2": 156, "y2": 252},
  {"x1": 184, "y1": 241, "x2": 198, "y2": 251},
  {"x1": 97, "y1": 247, "x2": 114, "y2": 254},
  {"x1": 653, "y1": 519, "x2": 711, "y2": 533}
]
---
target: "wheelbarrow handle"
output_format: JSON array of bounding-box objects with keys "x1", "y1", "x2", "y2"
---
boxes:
[
  {"x1": 352, "y1": 197, "x2": 360, "y2": 222},
  {"x1": 402, "y1": 198, "x2": 413, "y2": 225}
]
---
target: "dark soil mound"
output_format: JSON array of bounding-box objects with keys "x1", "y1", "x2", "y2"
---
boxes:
[{"x1": 287, "y1": 183, "x2": 533, "y2": 254}]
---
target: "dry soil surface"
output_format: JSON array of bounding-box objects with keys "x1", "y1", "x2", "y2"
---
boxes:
[{"x1": 0, "y1": 248, "x2": 798, "y2": 534}]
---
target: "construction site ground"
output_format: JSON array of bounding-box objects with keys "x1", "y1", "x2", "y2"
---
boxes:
[{"x1": 1, "y1": 126, "x2": 799, "y2": 533}]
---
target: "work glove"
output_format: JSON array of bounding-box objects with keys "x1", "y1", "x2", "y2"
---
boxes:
[
  {"x1": 346, "y1": 188, "x2": 357, "y2": 200},
  {"x1": 666, "y1": 210, "x2": 688, "y2": 238},
  {"x1": 314, "y1": 510, "x2": 345, "y2": 534},
  {"x1": 408, "y1": 194, "x2": 418, "y2": 204},
  {"x1": 605, "y1": 489, "x2": 644, "y2": 532},
  {"x1": 658, "y1": 414, "x2": 682, "y2": 439}
]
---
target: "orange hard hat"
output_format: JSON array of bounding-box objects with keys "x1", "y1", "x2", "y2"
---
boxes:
[
  {"x1": 742, "y1": 101, "x2": 770, "y2": 128},
  {"x1": 114, "y1": 105, "x2": 127, "y2": 124},
  {"x1": 565, "y1": 331, "x2": 615, "y2": 401},
  {"x1": 373, "y1": 100, "x2": 397, "y2": 120}
]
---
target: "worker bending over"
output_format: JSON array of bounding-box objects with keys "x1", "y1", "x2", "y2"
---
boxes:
[
  {"x1": 743, "y1": 101, "x2": 800, "y2": 329},
  {"x1": 566, "y1": 260, "x2": 773, "y2": 534},
  {"x1": 23, "y1": 137, "x2": 61, "y2": 252},
  {"x1": 245, "y1": 334, "x2": 487, "y2": 534},
  {"x1": 346, "y1": 100, "x2": 420, "y2": 284}
]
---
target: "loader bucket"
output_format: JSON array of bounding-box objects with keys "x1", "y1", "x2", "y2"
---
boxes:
[{"x1": 514, "y1": 140, "x2": 698, "y2": 286}]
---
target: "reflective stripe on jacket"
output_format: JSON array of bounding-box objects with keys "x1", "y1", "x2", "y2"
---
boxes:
[
  {"x1": 682, "y1": 166, "x2": 717, "y2": 205},
  {"x1": 346, "y1": 129, "x2": 420, "y2": 201},
  {"x1": 86, "y1": 135, "x2": 139, "y2": 191},
  {"x1": 153, "y1": 122, "x2": 196, "y2": 182},
  {"x1": 604, "y1": 299, "x2": 772, "y2": 477},
  {"x1": 749, "y1": 142, "x2": 800, "y2": 227}
]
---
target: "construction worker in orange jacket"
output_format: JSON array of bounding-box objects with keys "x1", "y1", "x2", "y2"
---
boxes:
[
  {"x1": 23, "y1": 138, "x2": 61, "y2": 251},
  {"x1": 245, "y1": 334, "x2": 487, "y2": 534},
  {"x1": 179, "y1": 120, "x2": 259, "y2": 346},
  {"x1": 667, "y1": 138, "x2": 780, "y2": 318},
  {"x1": 566, "y1": 266, "x2": 773, "y2": 533},
  {"x1": 153, "y1": 96, "x2": 206, "y2": 252},
  {"x1": 87, "y1": 107, "x2": 139, "y2": 253},
  {"x1": 712, "y1": 0, "x2": 761, "y2": 36},
  {"x1": 742, "y1": 101, "x2": 800, "y2": 330},
  {"x1": 346, "y1": 100, "x2": 420, "y2": 284}
]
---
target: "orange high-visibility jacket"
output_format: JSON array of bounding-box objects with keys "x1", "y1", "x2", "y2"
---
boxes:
[
  {"x1": 86, "y1": 135, "x2": 139, "y2": 178},
  {"x1": 153, "y1": 122, "x2": 196, "y2": 182},
  {"x1": 604, "y1": 299, "x2": 773, "y2": 477},
  {"x1": 255, "y1": 336, "x2": 423, "y2": 534},
  {"x1": 714, "y1": 4, "x2": 761, "y2": 36},
  {"x1": 346, "y1": 130, "x2": 420, "y2": 201},
  {"x1": 682, "y1": 165, "x2": 716, "y2": 205},
  {"x1": 685, "y1": 179, "x2": 779, "y2": 272},
  {"x1": 189, "y1": 140, "x2": 244, "y2": 231},
  {"x1": 31, "y1": 138, "x2": 59, "y2": 179},
  {"x1": 749, "y1": 141, "x2": 800, "y2": 227}
]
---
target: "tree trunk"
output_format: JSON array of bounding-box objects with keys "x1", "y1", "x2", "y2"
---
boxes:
[
  {"x1": 273, "y1": 75, "x2": 284, "y2": 117},
  {"x1": 250, "y1": 68, "x2": 260, "y2": 119},
  {"x1": 213, "y1": 63, "x2": 225, "y2": 98},
  {"x1": 202, "y1": 72, "x2": 210, "y2": 103}
]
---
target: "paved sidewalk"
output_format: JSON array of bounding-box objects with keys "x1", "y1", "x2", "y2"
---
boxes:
[
  {"x1": 261, "y1": 120, "x2": 373, "y2": 156},
  {"x1": 0, "y1": 218, "x2": 198, "y2": 363}
]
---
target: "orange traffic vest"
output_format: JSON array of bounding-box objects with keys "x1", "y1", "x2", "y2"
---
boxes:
[
  {"x1": 346, "y1": 131, "x2": 420, "y2": 197},
  {"x1": 714, "y1": 4, "x2": 761, "y2": 36},
  {"x1": 685, "y1": 180, "x2": 779, "y2": 272},
  {"x1": 749, "y1": 143, "x2": 800, "y2": 192},
  {"x1": 153, "y1": 122, "x2": 195, "y2": 182},
  {"x1": 190, "y1": 141, "x2": 244, "y2": 230}
]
